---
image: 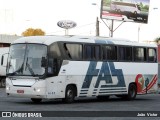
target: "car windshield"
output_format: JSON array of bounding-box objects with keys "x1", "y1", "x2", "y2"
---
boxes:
[{"x1": 7, "y1": 44, "x2": 47, "y2": 76}]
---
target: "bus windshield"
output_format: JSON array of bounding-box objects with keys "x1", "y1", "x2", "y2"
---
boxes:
[{"x1": 7, "y1": 44, "x2": 47, "y2": 77}]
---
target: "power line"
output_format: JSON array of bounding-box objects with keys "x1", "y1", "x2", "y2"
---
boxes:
[
  {"x1": 46, "y1": 22, "x2": 96, "y2": 35},
  {"x1": 74, "y1": 22, "x2": 95, "y2": 29}
]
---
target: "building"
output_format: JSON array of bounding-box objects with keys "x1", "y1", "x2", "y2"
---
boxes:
[{"x1": 0, "y1": 34, "x2": 21, "y2": 47}]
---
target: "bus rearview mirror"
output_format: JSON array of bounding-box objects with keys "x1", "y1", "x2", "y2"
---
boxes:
[{"x1": 41, "y1": 57, "x2": 47, "y2": 67}]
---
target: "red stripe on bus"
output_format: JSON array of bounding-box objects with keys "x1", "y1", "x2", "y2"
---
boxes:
[{"x1": 140, "y1": 75, "x2": 157, "y2": 94}]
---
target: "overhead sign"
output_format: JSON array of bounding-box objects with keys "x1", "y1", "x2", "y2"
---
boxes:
[
  {"x1": 101, "y1": 0, "x2": 150, "y2": 23},
  {"x1": 57, "y1": 20, "x2": 77, "y2": 29}
]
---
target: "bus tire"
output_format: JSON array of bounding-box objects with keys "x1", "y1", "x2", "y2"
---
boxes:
[
  {"x1": 63, "y1": 85, "x2": 75, "y2": 103},
  {"x1": 127, "y1": 83, "x2": 137, "y2": 100},
  {"x1": 31, "y1": 98, "x2": 42, "y2": 103},
  {"x1": 134, "y1": 11, "x2": 137, "y2": 15}
]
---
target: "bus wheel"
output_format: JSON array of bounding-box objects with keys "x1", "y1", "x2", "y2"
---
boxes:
[
  {"x1": 127, "y1": 84, "x2": 137, "y2": 100},
  {"x1": 31, "y1": 98, "x2": 42, "y2": 103},
  {"x1": 63, "y1": 86, "x2": 75, "y2": 103},
  {"x1": 134, "y1": 11, "x2": 137, "y2": 15},
  {"x1": 1, "y1": 78, "x2": 6, "y2": 88}
]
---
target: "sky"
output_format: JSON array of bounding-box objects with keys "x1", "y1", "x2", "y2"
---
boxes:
[{"x1": 0, "y1": 0, "x2": 160, "y2": 42}]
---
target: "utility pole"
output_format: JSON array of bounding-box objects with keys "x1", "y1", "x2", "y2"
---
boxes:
[
  {"x1": 138, "y1": 24, "x2": 140, "y2": 42},
  {"x1": 110, "y1": 20, "x2": 114, "y2": 37},
  {"x1": 96, "y1": 17, "x2": 99, "y2": 36}
]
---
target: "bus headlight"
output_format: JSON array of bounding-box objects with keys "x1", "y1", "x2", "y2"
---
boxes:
[
  {"x1": 6, "y1": 83, "x2": 10, "y2": 90},
  {"x1": 34, "y1": 88, "x2": 41, "y2": 92},
  {"x1": 6, "y1": 86, "x2": 10, "y2": 90},
  {"x1": 36, "y1": 89, "x2": 41, "y2": 92}
]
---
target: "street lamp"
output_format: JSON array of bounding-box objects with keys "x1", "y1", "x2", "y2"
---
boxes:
[{"x1": 91, "y1": 2, "x2": 101, "y2": 36}]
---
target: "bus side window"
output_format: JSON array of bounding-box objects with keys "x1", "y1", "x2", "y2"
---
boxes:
[
  {"x1": 134, "y1": 47, "x2": 146, "y2": 62},
  {"x1": 84, "y1": 45, "x2": 101, "y2": 60},
  {"x1": 64, "y1": 43, "x2": 82, "y2": 60},
  {"x1": 48, "y1": 58, "x2": 53, "y2": 74},
  {"x1": 84, "y1": 45, "x2": 92, "y2": 60},
  {"x1": 48, "y1": 58, "x2": 57, "y2": 76},
  {"x1": 119, "y1": 46, "x2": 132, "y2": 61},
  {"x1": 94, "y1": 46, "x2": 101, "y2": 60},
  {"x1": 148, "y1": 48, "x2": 157, "y2": 62},
  {"x1": 48, "y1": 42, "x2": 62, "y2": 76},
  {"x1": 103, "y1": 45, "x2": 117, "y2": 61}
]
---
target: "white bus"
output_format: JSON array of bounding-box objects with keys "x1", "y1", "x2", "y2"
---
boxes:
[
  {"x1": 6, "y1": 36, "x2": 158, "y2": 103},
  {"x1": 0, "y1": 47, "x2": 9, "y2": 87},
  {"x1": 110, "y1": 1, "x2": 141, "y2": 14}
]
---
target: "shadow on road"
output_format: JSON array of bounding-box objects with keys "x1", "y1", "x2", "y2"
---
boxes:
[{"x1": 10, "y1": 96, "x2": 154, "y2": 105}]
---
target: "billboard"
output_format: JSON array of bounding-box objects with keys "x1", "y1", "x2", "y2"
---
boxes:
[{"x1": 101, "y1": 0, "x2": 150, "y2": 23}]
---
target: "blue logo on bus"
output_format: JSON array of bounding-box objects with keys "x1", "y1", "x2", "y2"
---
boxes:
[{"x1": 82, "y1": 62, "x2": 126, "y2": 89}]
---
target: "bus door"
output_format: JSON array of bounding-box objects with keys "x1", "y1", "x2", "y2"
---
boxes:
[{"x1": 46, "y1": 58, "x2": 65, "y2": 98}]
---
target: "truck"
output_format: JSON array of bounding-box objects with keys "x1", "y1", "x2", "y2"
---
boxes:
[{"x1": 0, "y1": 47, "x2": 9, "y2": 87}]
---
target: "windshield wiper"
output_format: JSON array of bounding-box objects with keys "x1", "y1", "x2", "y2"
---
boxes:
[
  {"x1": 7, "y1": 63, "x2": 24, "y2": 76},
  {"x1": 8, "y1": 44, "x2": 27, "y2": 76},
  {"x1": 25, "y1": 57, "x2": 35, "y2": 76}
]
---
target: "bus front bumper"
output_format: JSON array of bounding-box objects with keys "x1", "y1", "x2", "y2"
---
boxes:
[{"x1": 6, "y1": 86, "x2": 47, "y2": 99}]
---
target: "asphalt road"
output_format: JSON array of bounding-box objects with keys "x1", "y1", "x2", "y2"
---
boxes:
[{"x1": 0, "y1": 88, "x2": 160, "y2": 120}]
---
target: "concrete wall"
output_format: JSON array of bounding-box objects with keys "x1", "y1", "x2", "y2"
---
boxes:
[{"x1": 0, "y1": 34, "x2": 21, "y2": 44}]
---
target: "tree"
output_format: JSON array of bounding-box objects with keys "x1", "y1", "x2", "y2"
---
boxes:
[
  {"x1": 103, "y1": 0, "x2": 111, "y2": 6},
  {"x1": 155, "y1": 37, "x2": 160, "y2": 44},
  {"x1": 139, "y1": 2, "x2": 143, "y2": 9},
  {"x1": 22, "y1": 28, "x2": 45, "y2": 36},
  {"x1": 143, "y1": 5, "x2": 149, "y2": 12}
]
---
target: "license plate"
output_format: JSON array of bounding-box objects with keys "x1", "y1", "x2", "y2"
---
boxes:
[{"x1": 17, "y1": 90, "x2": 24, "y2": 94}]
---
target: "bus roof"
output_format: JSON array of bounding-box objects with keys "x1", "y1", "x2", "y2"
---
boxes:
[{"x1": 12, "y1": 35, "x2": 156, "y2": 47}]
